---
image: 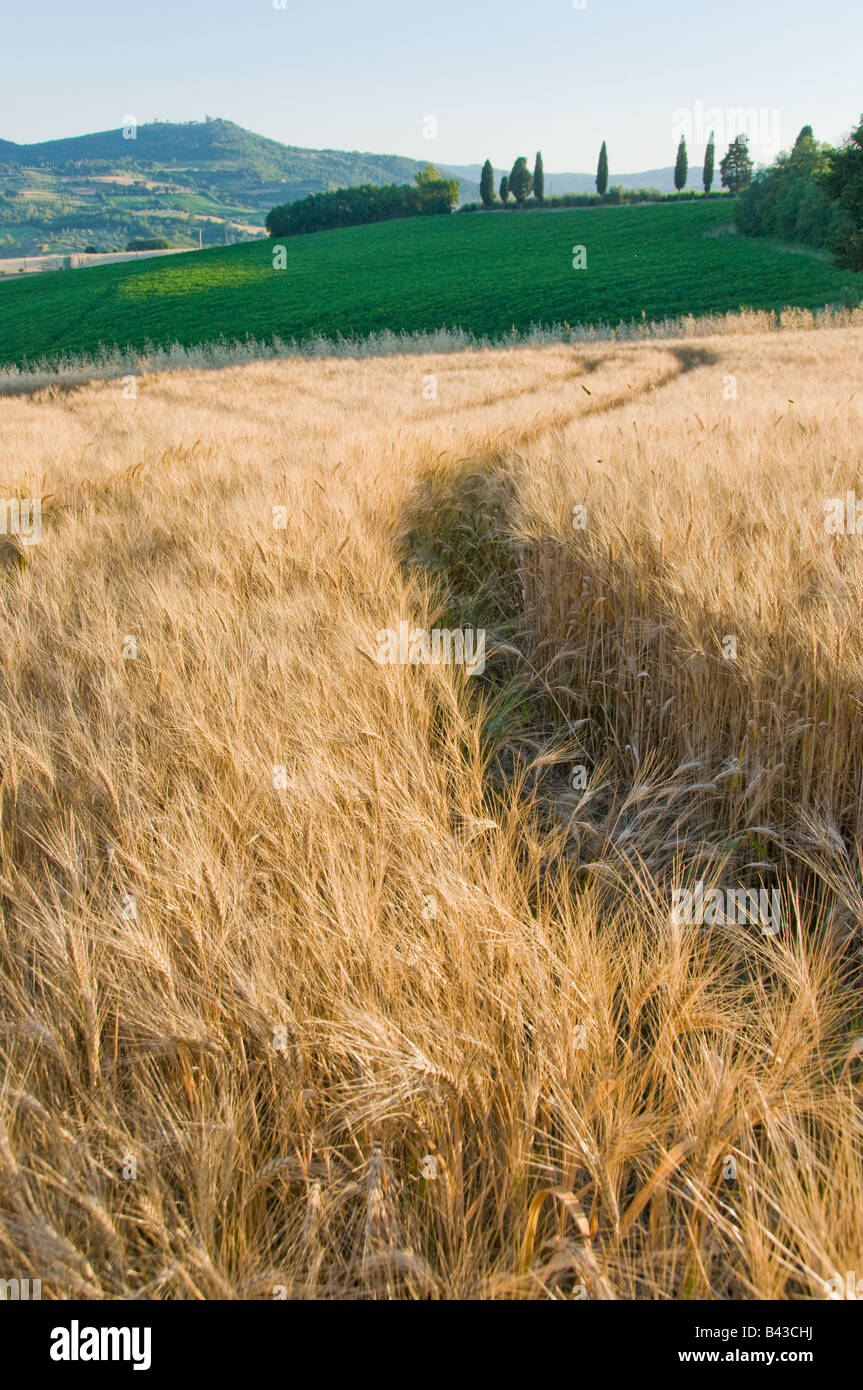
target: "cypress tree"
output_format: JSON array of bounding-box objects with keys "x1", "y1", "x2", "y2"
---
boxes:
[
  {"x1": 509, "y1": 156, "x2": 533, "y2": 204},
  {"x1": 533, "y1": 150, "x2": 544, "y2": 204},
  {"x1": 703, "y1": 131, "x2": 715, "y2": 193},
  {"x1": 596, "y1": 141, "x2": 608, "y2": 196},
  {"x1": 674, "y1": 135, "x2": 688, "y2": 192},
  {"x1": 480, "y1": 159, "x2": 495, "y2": 207},
  {"x1": 719, "y1": 134, "x2": 753, "y2": 193},
  {"x1": 499, "y1": 174, "x2": 509, "y2": 203}
]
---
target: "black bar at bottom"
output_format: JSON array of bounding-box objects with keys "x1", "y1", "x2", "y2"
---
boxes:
[{"x1": 6, "y1": 1296, "x2": 857, "y2": 1377}]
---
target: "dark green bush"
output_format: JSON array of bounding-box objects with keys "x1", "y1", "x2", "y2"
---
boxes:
[
  {"x1": 126, "y1": 237, "x2": 171, "y2": 251},
  {"x1": 737, "y1": 131, "x2": 842, "y2": 249},
  {"x1": 266, "y1": 179, "x2": 459, "y2": 238}
]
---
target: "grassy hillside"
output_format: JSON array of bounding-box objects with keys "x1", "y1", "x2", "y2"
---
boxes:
[
  {"x1": 0, "y1": 199, "x2": 860, "y2": 369},
  {"x1": 1, "y1": 324, "x2": 861, "y2": 1298}
]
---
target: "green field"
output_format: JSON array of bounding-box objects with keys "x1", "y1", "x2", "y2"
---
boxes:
[{"x1": 1, "y1": 199, "x2": 860, "y2": 368}]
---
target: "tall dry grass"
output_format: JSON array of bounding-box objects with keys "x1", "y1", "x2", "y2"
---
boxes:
[{"x1": 0, "y1": 321, "x2": 861, "y2": 1299}]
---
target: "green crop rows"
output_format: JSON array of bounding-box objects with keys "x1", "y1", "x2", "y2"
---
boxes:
[{"x1": 1, "y1": 199, "x2": 860, "y2": 368}]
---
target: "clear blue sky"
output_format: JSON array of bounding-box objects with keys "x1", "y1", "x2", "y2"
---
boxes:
[{"x1": 1, "y1": 0, "x2": 860, "y2": 171}]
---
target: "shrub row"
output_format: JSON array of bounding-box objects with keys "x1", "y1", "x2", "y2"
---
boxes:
[
  {"x1": 458, "y1": 188, "x2": 733, "y2": 213},
  {"x1": 266, "y1": 179, "x2": 459, "y2": 237}
]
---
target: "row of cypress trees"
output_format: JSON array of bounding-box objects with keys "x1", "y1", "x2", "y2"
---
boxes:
[
  {"x1": 480, "y1": 153, "x2": 544, "y2": 206},
  {"x1": 478, "y1": 135, "x2": 722, "y2": 205},
  {"x1": 674, "y1": 133, "x2": 719, "y2": 193}
]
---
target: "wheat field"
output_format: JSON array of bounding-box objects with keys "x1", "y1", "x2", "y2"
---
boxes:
[{"x1": 1, "y1": 318, "x2": 862, "y2": 1300}]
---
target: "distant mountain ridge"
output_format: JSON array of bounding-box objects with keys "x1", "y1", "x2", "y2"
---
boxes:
[
  {"x1": 0, "y1": 119, "x2": 481, "y2": 257},
  {"x1": 0, "y1": 118, "x2": 465, "y2": 202}
]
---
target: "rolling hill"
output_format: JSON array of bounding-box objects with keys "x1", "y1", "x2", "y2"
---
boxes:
[
  {"x1": 0, "y1": 117, "x2": 729, "y2": 261},
  {"x1": 0, "y1": 118, "x2": 480, "y2": 257},
  {"x1": 0, "y1": 198, "x2": 860, "y2": 371}
]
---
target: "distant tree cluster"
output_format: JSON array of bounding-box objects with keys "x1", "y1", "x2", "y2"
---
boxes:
[
  {"x1": 482, "y1": 153, "x2": 542, "y2": 206},
  {"x1": 818, "y1": 116, "x2": 863, "y2": 270},
  {"x1": 459, "y1": 187, "x2": 729, "y2": 213},
  {"x1": 126, "y1": 237, "x2": 171, "y2": 251},
  {"x1": 266, "y1": 167, "x2": 459, "y2": 237},
  {"x1": 737, "y1": 125, "x2": 846, "y2": 254},
  {"x1": 733, "y1": 115, "x2": 863, "y2": 272},
  {"x1": 474, "y1": 135, "x2": 742, "y2": 208}
]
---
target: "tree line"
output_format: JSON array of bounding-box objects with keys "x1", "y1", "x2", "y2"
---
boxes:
[
  {"x1": 266, "y1": 166, "x2": 459, "y2": 238},
  {"x1": 738, "y1": 118, "x2": 863, "y2": 269},
  {"x1": 477, "y1": 135, "x2": 753, "y2": 209}
]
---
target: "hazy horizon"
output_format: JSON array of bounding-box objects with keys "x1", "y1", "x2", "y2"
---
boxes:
[
  {"x1": 2, "y1": 0, "x2": 860, "y2": 171},
  {"x1": 0, "y1": 116, "x2": 715, "y2": 177}
]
